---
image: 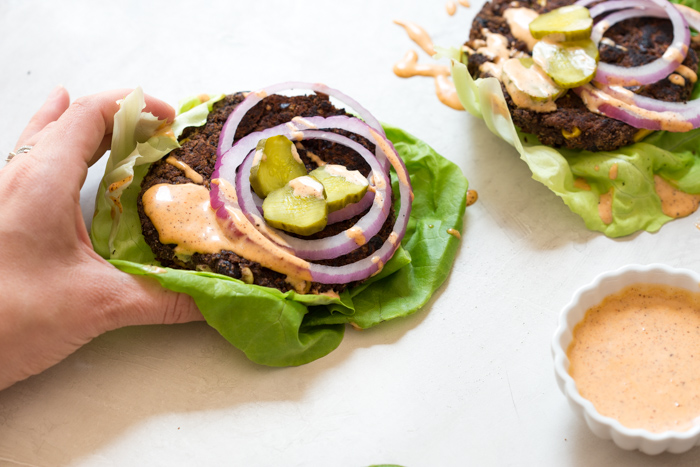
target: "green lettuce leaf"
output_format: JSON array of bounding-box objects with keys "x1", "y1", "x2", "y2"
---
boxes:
[
  {"x1": 450, "y1": 17, "x2": 700, "y2": 238},
  {"x1": 305, "y1": 125, "x2": 469, "y2": 328},
  {"x1": 91, "y1": 89, "x2": 225, "y2": 258},
  {"x1": 90, "y1": 91, "x2": 468, "y2": 365}
]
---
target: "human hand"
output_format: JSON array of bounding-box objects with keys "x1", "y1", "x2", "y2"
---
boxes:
[{"x1": 0, "y1": 86, "x2": 204, "y2": 391}]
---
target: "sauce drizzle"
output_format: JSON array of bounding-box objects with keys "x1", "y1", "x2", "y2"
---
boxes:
[
  {"x1": 654, "y1": 175, "x2": 700, "y2": 218},
  {"x1": 466, "y1": 189, "x2": 478, "y2": 206},
  {"x1": 166, "y1": 156, "x2": 204, "y2": 184},
  {"x1": 393, "y1": 20, "x2": 464, "y2": 110}
]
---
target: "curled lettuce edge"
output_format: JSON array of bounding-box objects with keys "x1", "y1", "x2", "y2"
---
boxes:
[
  {"x1": 448, "y1": 38, "x2": 700, "y2": 238},
  {"x1": 89, "y1": 89, "x2": 469, "y2": 366}
]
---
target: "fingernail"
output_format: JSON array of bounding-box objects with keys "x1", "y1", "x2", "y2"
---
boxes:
[{"x1": 48, "y1": 84, "x2": 64, "y2": 99}]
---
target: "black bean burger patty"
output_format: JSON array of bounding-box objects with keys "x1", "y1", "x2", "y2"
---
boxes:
[
  {"x1": 466, "y1": 0, "x2": 699, "y2": 152},
  {"x1": 138, "y1": 93, "x2": 395, "y2": 294}
]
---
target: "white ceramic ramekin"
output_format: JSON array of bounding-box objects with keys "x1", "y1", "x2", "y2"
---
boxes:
[{"x1": 552, "y1": 264, "x2": 700, "y2": 455}]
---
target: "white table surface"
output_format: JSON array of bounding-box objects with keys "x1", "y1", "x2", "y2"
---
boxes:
[{"x1": 2, "y1": 1, "x2": 700, "y2": 465}]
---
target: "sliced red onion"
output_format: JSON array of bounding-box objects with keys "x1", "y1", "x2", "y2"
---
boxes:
[
  {"x1": 328, "y1": 191, "x2": 375, "y2": 224},
  {"x1": 591, "y1": 7, "x2": 667, "y2": 44},
  {"x1": 217, "y1": 82, "x2": 387, "y2": 167},
  {"x1": 573, "y1": 84, "x2": 696, "y2": 131},
  {"x1": 574, "y1": 0, "x2": 601, "y2": 7},
  {"x1": 675, "y1": 3, "x2": 700, "y2": 31},
  {"x1": 232, "y1": 128, "x2": 392, "y2": 261},
  {"x1": 594, "y1": 82, "x2": 697, "y2": 114},
  {"x1": 587, "y1": 0, "x2": 690, "y2": 86},
  {"x1": 211, "y1": 114, "x2": 413, "y2": 283},
  {"x1": 307, "y1": 135, "x2": 412, "y2": 284}
]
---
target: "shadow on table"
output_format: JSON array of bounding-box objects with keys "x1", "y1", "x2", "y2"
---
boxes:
[
  {"x1": 0, "y1": 278, "x2": 442, "y2": 466},
  {"x1": 563, "y1": 415, "x2": 700, "y2": 466}
]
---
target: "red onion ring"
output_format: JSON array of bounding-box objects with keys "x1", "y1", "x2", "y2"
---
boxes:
[
  {"x1": 587, "y1": 0, "x2": 690, "y2": 86},
  {"x1": 573, "y1": 84, "x2": 695, "y2": 131},
  {"x1": 210, "y1": 115, "x2": 413, "y2": 284},
  {"x1": 591, "y1": 7, "x2": 667, "y2": 44},
  {"x1": 216, "y1": 82, "x2": 389, "y2": 173},
  {"x1": 232, "y1": 128, "x2": 392, "y2": 261},
  {"x1": 328, "y1": 191, "x2": 376, "y2": 224}
]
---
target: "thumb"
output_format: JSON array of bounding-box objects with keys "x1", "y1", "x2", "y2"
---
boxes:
[{"x1": 103, "y1": 269, "x2": 204, "y2": 330}]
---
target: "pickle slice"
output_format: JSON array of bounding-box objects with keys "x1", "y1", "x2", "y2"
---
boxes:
[
  {"x1": 532, "y1": 38, "x2": 599, "y2": 88},
  {"x1": 529, "y1": 5, "x2": 593, "y2": 41},
  {"x1": 501, "y1": 57, "x2": 564, "y2": 104},
  {"x1": 262, "y1": 176, "x2": 328, "y2": 236},
  {"x1": 249, "y1": 135, "x2": 308, "y2": 198},
  {"x1": 309, "y1": 164, "x2": 369, "y2": 213}
]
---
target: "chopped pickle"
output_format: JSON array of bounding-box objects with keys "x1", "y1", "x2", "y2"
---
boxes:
[
  {"x1": 309, "y1": 164, "x2": 369, "y2": 212},
  {"x1": 529, "y1": 5, "x2": 592, "y2": 41},
  {"x1": 532, "y1": 38, "x2": 599, "y2": 88},
  {"x1": 249, "y1": 135, "x2": 308, "y2": 198},
  {"x1": 501, "y1": 57, "x2": 564, "y2": 109},
  {"x1": 262, "y1": 175, "x2": 328, "y2": 236}
]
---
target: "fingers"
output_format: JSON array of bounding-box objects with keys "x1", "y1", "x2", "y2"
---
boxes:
[
  {"x1": 95, "y1": 266, "x2": 204, "y2": 332},
  {"x1": 28, "y1": 88, "x2": 175, "y2": 187},
  {"x1": 14, "y1": 85, "x2": 70, "y2": 150}
]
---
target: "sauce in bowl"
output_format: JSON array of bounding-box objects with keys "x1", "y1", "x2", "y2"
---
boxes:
[{"x1": 568, "y1": 283, "x2": 700, "y2": 433}]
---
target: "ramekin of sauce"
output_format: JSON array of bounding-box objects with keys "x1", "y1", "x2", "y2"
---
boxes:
[{"x1": 552, "y1": 264, "x2": 700, "y2": 455}]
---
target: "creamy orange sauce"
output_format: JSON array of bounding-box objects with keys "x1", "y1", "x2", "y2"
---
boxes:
[
  {"x1": 166, "y1": 156, "x2": 204, "y2": 184},
  {"x1": 669, "y1": 73, "x2": 686, "y2": 87},
  {"x1": 393, "y1": 50, "x2": 464, "y2": 110},
  {"x1": 598, "y1": 189, "x2": 613, "y2": 224},
  {"x1": 446, "y1": 228, "x2": 461, "y2": 239},
  {"x1": 466, "y1": 189, "x2": 478, "y2": 206},
  {"x1": 143, "y1": 182, "x2": 312, "y2": 281},
  {"x1": 476, "y1": 30, "x2": 519, "y2": 77},
  {"x1": 370, "y1": 255, "x2": 384, "y2": 276},
  {"x1": 608, "y1": 162, "x2": 618, "y2": 180},
  {"x1": 676, "y1": 64, "x2": 698, "y2": 84},
  {"x1": 446, "y1": 1, "x2": 457, "y2": 16},
  {"x1": 393, "y1": 20, "x2": 435, "y2": 56},
  {"x1": 503, "y1": 8, "x2": 539, "y2": 51},
  {"x1": 107, "y1": 175, "x2": 134, "y2": 215},
  {"x1": 296, "y1": 143, "x2": 326, "y2": 167},
  {"x1": 142, "y1": 183, "x2": 241, "y2": 257},
  {"x1": 393, "y1": 20, "x2": 464, "y2": 110},
  {"x1": 458, "y1": 0, "x2": 470, "y2": 6},
  {"x1": 573, "y1": 177, "x2": 591, "y2": 191},
  {"x1": 346, "y1": 226, "x2": 367, "y2": 246},
  {"x1": 654, "y1": 175, "x2": 700, "y2": 218},
  {"x1": 289, "y1": 176, "x2": 324, "y2": 199},
  {"x1": 568, "y1": 283, "x2": 700, "y2": 433}
]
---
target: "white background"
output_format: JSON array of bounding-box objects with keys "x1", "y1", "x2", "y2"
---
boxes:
[{"x1": 2, "y1": 0, "x2": 700, "y2": 465}]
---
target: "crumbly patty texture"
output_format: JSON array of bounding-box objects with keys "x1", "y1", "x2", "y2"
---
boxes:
[
  {"x1": 466, "y1": 0, "x2": 700, "y2": 151},
  {"x1": 138, "y1": 93, "x2": 395, "y2": 294}
]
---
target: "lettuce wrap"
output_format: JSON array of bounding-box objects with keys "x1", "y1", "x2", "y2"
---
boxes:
[
  {"x1": 90, "y1": 88, "x2": 468, "y2": 366},
  {"x1": 448, "y1": 0, "x2": 700, "y2": 237}
]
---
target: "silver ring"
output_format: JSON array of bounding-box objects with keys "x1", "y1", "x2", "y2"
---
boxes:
[{"x1": 6, "y1": 145, "x2": 33, "y2": 163}]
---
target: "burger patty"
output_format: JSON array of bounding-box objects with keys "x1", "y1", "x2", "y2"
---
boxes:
[
  {"x1": 138, "y1": 93, "x2": 395, "y2": 294},
  {"x1": 466, "y1": 0, "x2": 699, "y2": 152}
]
